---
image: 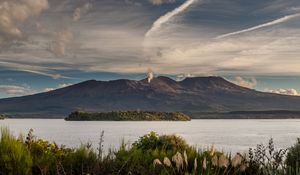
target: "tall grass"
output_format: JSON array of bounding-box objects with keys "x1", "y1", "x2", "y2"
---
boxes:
[
  {"x1": 0, "y1": 128, "x2": 32, "y2": 175},
  {"x1": 0, "y1": 128, "x2": 299, "y2": 175}
]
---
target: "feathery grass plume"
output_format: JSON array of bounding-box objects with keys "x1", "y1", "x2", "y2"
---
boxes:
[
  {"x1": 153, "y1": 158, "x2": 162, "y2": 167},
  {"x1": 184, "y1": 150, "x2": 188, "y2": 167},
  {"x1": 172, "y1": 152, "x2": 184, "y2": 171},
  {"x1": 97, "y1": 130, "x2": 104, "y2": 160},
  {"x1": 210, "y1": 145, "x2": 216, "y2": 156},
  {"x1": 212, "y1": 155, "x2": 218, "y2": 166},
  {"x1": 163, "y1": 157, "x2": 172, "y2": 167},
  {"x1": 231, "y1": 153, "x2": 243, "y2": 167},
  {"x1": 218, "y1": 155, "x2": 229, "y2": 168},
  {"x1": 240, "y1": 163, "x2": 247, "y2": 172},
  {"x1": 194, "y1": 157, "x2": 198, "y2": 172},
  {"x1": 202, "y1": 157, "x2": 207, "y2": 170}
]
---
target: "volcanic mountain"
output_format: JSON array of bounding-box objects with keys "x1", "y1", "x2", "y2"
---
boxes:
[{"x1": 1, "y1": 76, "x2": 300, "y2": 118}]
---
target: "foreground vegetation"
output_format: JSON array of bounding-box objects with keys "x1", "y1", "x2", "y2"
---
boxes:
[
  {"x1": 0, "y1": 128, "x2": 300, "y2": 175},
  {"x1": 65, "y1": 111, "x2": 191, "y2": 121},
  {"x1": 0, "y1": 115, "x2": 5, "y2": 120}
]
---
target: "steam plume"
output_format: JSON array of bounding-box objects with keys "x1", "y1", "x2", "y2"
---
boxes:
[{"x1": 147, "y1": 69, "x2": 154, "y2": 83}]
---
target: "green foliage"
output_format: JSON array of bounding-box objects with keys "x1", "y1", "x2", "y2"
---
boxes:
[
  {"x1": 286, "y1": 138, "x2": 300, "y2": 174},
  {"x1": 133, "y1": 131, "x2": 191, "y2": 152},
  {"x1": 65, "y1": 111, "x2": 191, "y2": 121},
  {"x1": 246, "y1": 138, "x2": 287, "y2": 175},
  {"x1": 0, "y1": 128, "x2": 299, "y2": 175},
  {"x1": 62, "y1": 145, "x2": 98, "y2": 175},
  {"x1": 0, "y1": 128, "x2": 32, "y2": 175}
]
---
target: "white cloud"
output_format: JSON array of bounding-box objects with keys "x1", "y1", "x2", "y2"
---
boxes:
[
  {"x1": 266, "y1": 88, "x2": 299, "y2": 96},
  {"x1": 44, "y1": 83, "x2": 73, "y2": 92},
  {"x1": 176, "y1": 73, "x2": 194, "y2": 81},
  {"x1": 231, "y1": 76, "x2": 257, "y2": 89}
]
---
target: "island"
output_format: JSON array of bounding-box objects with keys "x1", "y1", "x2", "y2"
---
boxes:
[
  {"x1": 0, "y1": 114, "x2": 5, "y2": 120},
  {"x1": 65, "y1": 111, "x2": 191, "y2": 121}
]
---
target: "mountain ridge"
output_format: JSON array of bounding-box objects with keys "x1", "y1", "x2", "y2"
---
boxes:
[{"x1": 1, "y1": 76, "x2": 300, "y2": 118}]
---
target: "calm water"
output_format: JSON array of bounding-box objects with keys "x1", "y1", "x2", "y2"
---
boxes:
[{"x1": 1, "y1": 119, "x2": 300, "y2": 153}]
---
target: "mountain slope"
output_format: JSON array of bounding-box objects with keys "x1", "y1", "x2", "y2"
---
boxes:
[{"x1": 1, "y1": 76, "x2": 300, "y2": 118}]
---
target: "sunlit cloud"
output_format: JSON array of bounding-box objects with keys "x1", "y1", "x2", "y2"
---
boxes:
[
  {"x1": 231, "y1": 77, "x2": 257, "y2": 89},
  {"x1": 266, "y1": 88, "x2": 300, "y2": 96},
  {"x1": 44, "y1": 83, "x2": 73, "y2": 92}
]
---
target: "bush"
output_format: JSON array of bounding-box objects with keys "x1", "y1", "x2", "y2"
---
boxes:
[
  {"x1": 133, "y1": 131, "x2": 191, "y2": 151},
  {"x1": 63, "y1": 145, "x2": 98, "y2": 175},
  {"x1": 286, "y1": 138, "x2": 300, "y2": 174},
  {"x1": 0, "y1": 128, "x2": 32, "y2": 175}
]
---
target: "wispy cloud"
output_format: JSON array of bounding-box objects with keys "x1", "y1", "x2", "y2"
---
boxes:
[
  {"x1": 0, "y1": 84, "x2": 35, "y2": 96},
  {"x1": 1, "y1": 0, "x2": 300, "y2": 78},
  {"x1": 145, "y1": 0, "x2": 197, "y2": 37},
  {"x1": 216, "y1": 13, "x2": 300, "y2": 39}
]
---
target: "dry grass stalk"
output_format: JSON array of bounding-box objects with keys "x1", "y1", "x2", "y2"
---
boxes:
[{"x1": 172, "y1": 152, "x2": 184, "y2": 171}]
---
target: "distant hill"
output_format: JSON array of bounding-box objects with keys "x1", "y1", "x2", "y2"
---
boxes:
[{"x1": 1, "y1": 76, "x2": 300, "y2": 118}]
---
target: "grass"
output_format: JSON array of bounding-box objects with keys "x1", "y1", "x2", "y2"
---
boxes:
[{"x1": 0, "y1": 128, "x2": 299, "y2": 175}]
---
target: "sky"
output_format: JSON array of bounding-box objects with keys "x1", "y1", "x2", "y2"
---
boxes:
[{"x1": 0, "y1": 0, "x2": 300, "y2": 98}]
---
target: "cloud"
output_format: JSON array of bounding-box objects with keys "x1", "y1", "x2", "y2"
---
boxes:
[
  {"x1": 0, "y1": 84, "x2": 34, "y2": 96},
  {"x1": 0, "y1": 0, "x2": 48, "y2": 47},
  {"x1": 1, "y1": 0, "x2": 300, "y2": 78},
  {"x1": 266, "y1": 88, "x2": 299, "y2": 96},
  {"x1": 49, "y1": 29, "x2": 74, "y2": 56},
  {"x1": 176, "y1": 73, "x2": 194, "y2": 81},
  {"x1": 149, "y1": 0, "x2": 176, "y2": 5},
  {"x1": 216, "y1": 13, "x2": 300, "y2": 39},
  {"x1": 73, "y1": 2, "x2": 92, "y2": 22},
  {"x1": 44, "y1": 83, "x2": 73, "y2": 92},
  {"x1": 145, "y1": 0, "x2": 196, "y2": 37},
  {"x1": 231, "y1": 76, "x2": 257, "y2": 89}
]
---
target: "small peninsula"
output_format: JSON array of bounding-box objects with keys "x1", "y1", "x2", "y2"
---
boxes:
[{"x1": 65, "y1": 111, "x2": 191, "y2": 121}]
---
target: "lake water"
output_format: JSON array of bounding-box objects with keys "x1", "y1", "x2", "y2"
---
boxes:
[{"x1": 1, "y1": 119, "x2": 300, "y2": 153}]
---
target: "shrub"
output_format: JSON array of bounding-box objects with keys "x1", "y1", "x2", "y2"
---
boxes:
[
  {"x1": 62, "y1": 144, "x2": 98, "y2": 175},
  {"x1": 247, "y1": 138, "x2": 287, "y2": 175},
  {"x1": 133, "y1": 131, "x2": 191, "y2": 152}
]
